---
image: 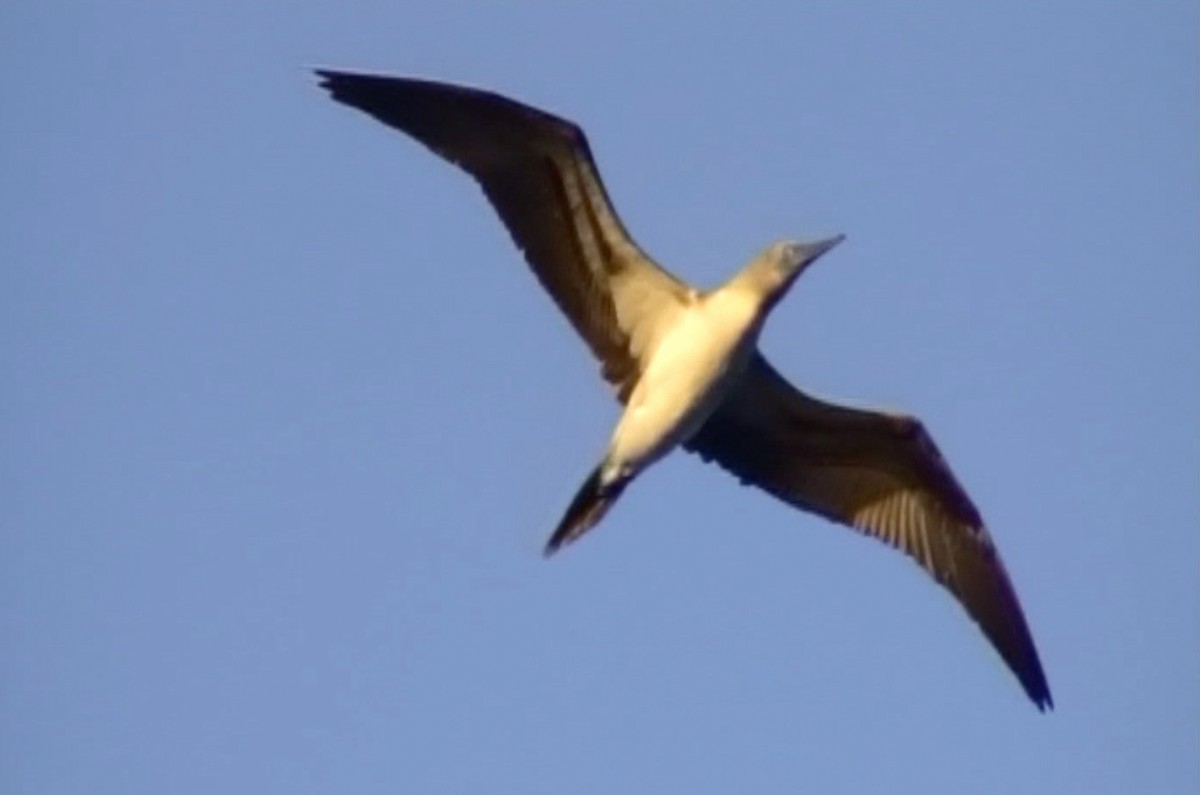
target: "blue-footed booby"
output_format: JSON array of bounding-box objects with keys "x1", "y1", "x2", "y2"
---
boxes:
[{"x1": 315, "y1": 70, "x2": 1053, "y2": 710}]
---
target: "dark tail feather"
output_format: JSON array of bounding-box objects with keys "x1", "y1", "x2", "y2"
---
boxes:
[{"x1": 543, "y1": 464, "x2": 628, "y2": 556}]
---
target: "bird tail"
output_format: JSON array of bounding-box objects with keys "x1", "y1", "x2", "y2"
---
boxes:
[{"x1": 543, "y1": 461, "x2": 629, "y2": 556}]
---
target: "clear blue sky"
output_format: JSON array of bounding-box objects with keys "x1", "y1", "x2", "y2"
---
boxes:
[{"x1": 3, "y1": 3, "x2": 1197, "y2": 793}]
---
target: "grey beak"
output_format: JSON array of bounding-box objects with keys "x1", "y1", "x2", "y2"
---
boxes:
[
  {"x1": 782, "y1": 234, "x2": 846, "y2": 282},
  {"x1": 803, "y1": 234, "x2": 846, "y2": 263}
]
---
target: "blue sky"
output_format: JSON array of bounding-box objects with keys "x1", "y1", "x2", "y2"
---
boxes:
[{"x1": 3, "y1": 3, "x2": 1197, "y2": 793}]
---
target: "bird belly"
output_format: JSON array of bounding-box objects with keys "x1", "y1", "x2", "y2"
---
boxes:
[{"x1": 607, "y1": 300, "x2": 759, "y2": 473}]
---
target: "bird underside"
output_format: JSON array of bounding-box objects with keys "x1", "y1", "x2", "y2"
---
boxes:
[{"x1": 315, "y1": 68, "x2": 1053, "y2": 711}]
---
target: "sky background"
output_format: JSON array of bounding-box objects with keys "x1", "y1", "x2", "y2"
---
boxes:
[{"x1": 3, "y1": 3, "x2": 1197, "y2": 793}]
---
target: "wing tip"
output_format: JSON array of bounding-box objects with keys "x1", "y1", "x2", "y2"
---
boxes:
[
  {"x1": 1023, "y1": 665, "x2": 1055, "y2": 713},
  {"x1": 312, "y1": 66, "x2": 344, "y2": 87},
  {"x1": 313, "y1": 68, "x2": 360, "y2": 106},
  {"x1": 313, "y1": 67, "x2": 374, "y2": 99}
]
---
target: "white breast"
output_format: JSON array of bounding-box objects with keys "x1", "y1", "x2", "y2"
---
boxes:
[{"x1": 607, "y1": 289, "x2": 763, "y2": 471}]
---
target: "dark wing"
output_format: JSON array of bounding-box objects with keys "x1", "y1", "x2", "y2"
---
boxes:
[
  {"x1": 316, "y1": 70, "x2": 691, "y2": 401},
  {"x1": 686, "y1": 354, "x2": 1053, "y2": 710}
]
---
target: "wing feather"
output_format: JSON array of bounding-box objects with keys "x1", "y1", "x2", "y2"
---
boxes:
[
  {"x1": 687, "y1": 354, "x2": 1053, "y2": 709},
  {"x1": 316, "y1": 70, "x2": 689, "y2": 399}
]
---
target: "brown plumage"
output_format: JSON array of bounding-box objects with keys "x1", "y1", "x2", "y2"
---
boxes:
[
  {"x1": 542, "y1": 463, "x2": 628, "y2": 556},
  {"x1": 315, "y1": 70, "x2": 689, "y2": 402},
  {"x1": 316, "y1": 69, "x2": 1053, "y2": 710},
  {"x1": 686, "y1": 355, "x2": 1050, "y2": 706}
]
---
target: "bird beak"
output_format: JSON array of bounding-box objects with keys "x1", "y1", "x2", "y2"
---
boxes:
[
  {"x1": 803, "y1": 234, "x2": 846, "y2": 264},
  {"x1": 782, "y1": 234, "x2": 845, "y2": 283}
]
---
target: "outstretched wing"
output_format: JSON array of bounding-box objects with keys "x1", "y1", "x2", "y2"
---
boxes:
[
  {"x1": 316, "y1": 70, "x2": 691, "y2": 400},
  {"x1": 686, "y1": 354, "x2": 1053, "y2": 709}
]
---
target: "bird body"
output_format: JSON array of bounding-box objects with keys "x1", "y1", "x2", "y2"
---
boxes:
[
  {"x1": 315, "y1": 69, "x2": 1053, "y2": 710},
  {"x1": 555, "y1": 256, "x2": 788, "y2": 549},
  {"x1": 559, "y1": 240, "x2": 844, "y2": 551},
  {"x1": 611, "y1": 278, "x2": 767, "y2": 475}
]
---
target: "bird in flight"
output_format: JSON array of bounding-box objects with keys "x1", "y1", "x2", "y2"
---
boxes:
[{"x1": 315, "y1": 69, "x2": 1052, "y2": 710}]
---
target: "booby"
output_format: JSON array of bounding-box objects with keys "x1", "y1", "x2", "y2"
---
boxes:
[{"x1": 315, "y1": 70, "x2": 1053, "y2": 710}]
